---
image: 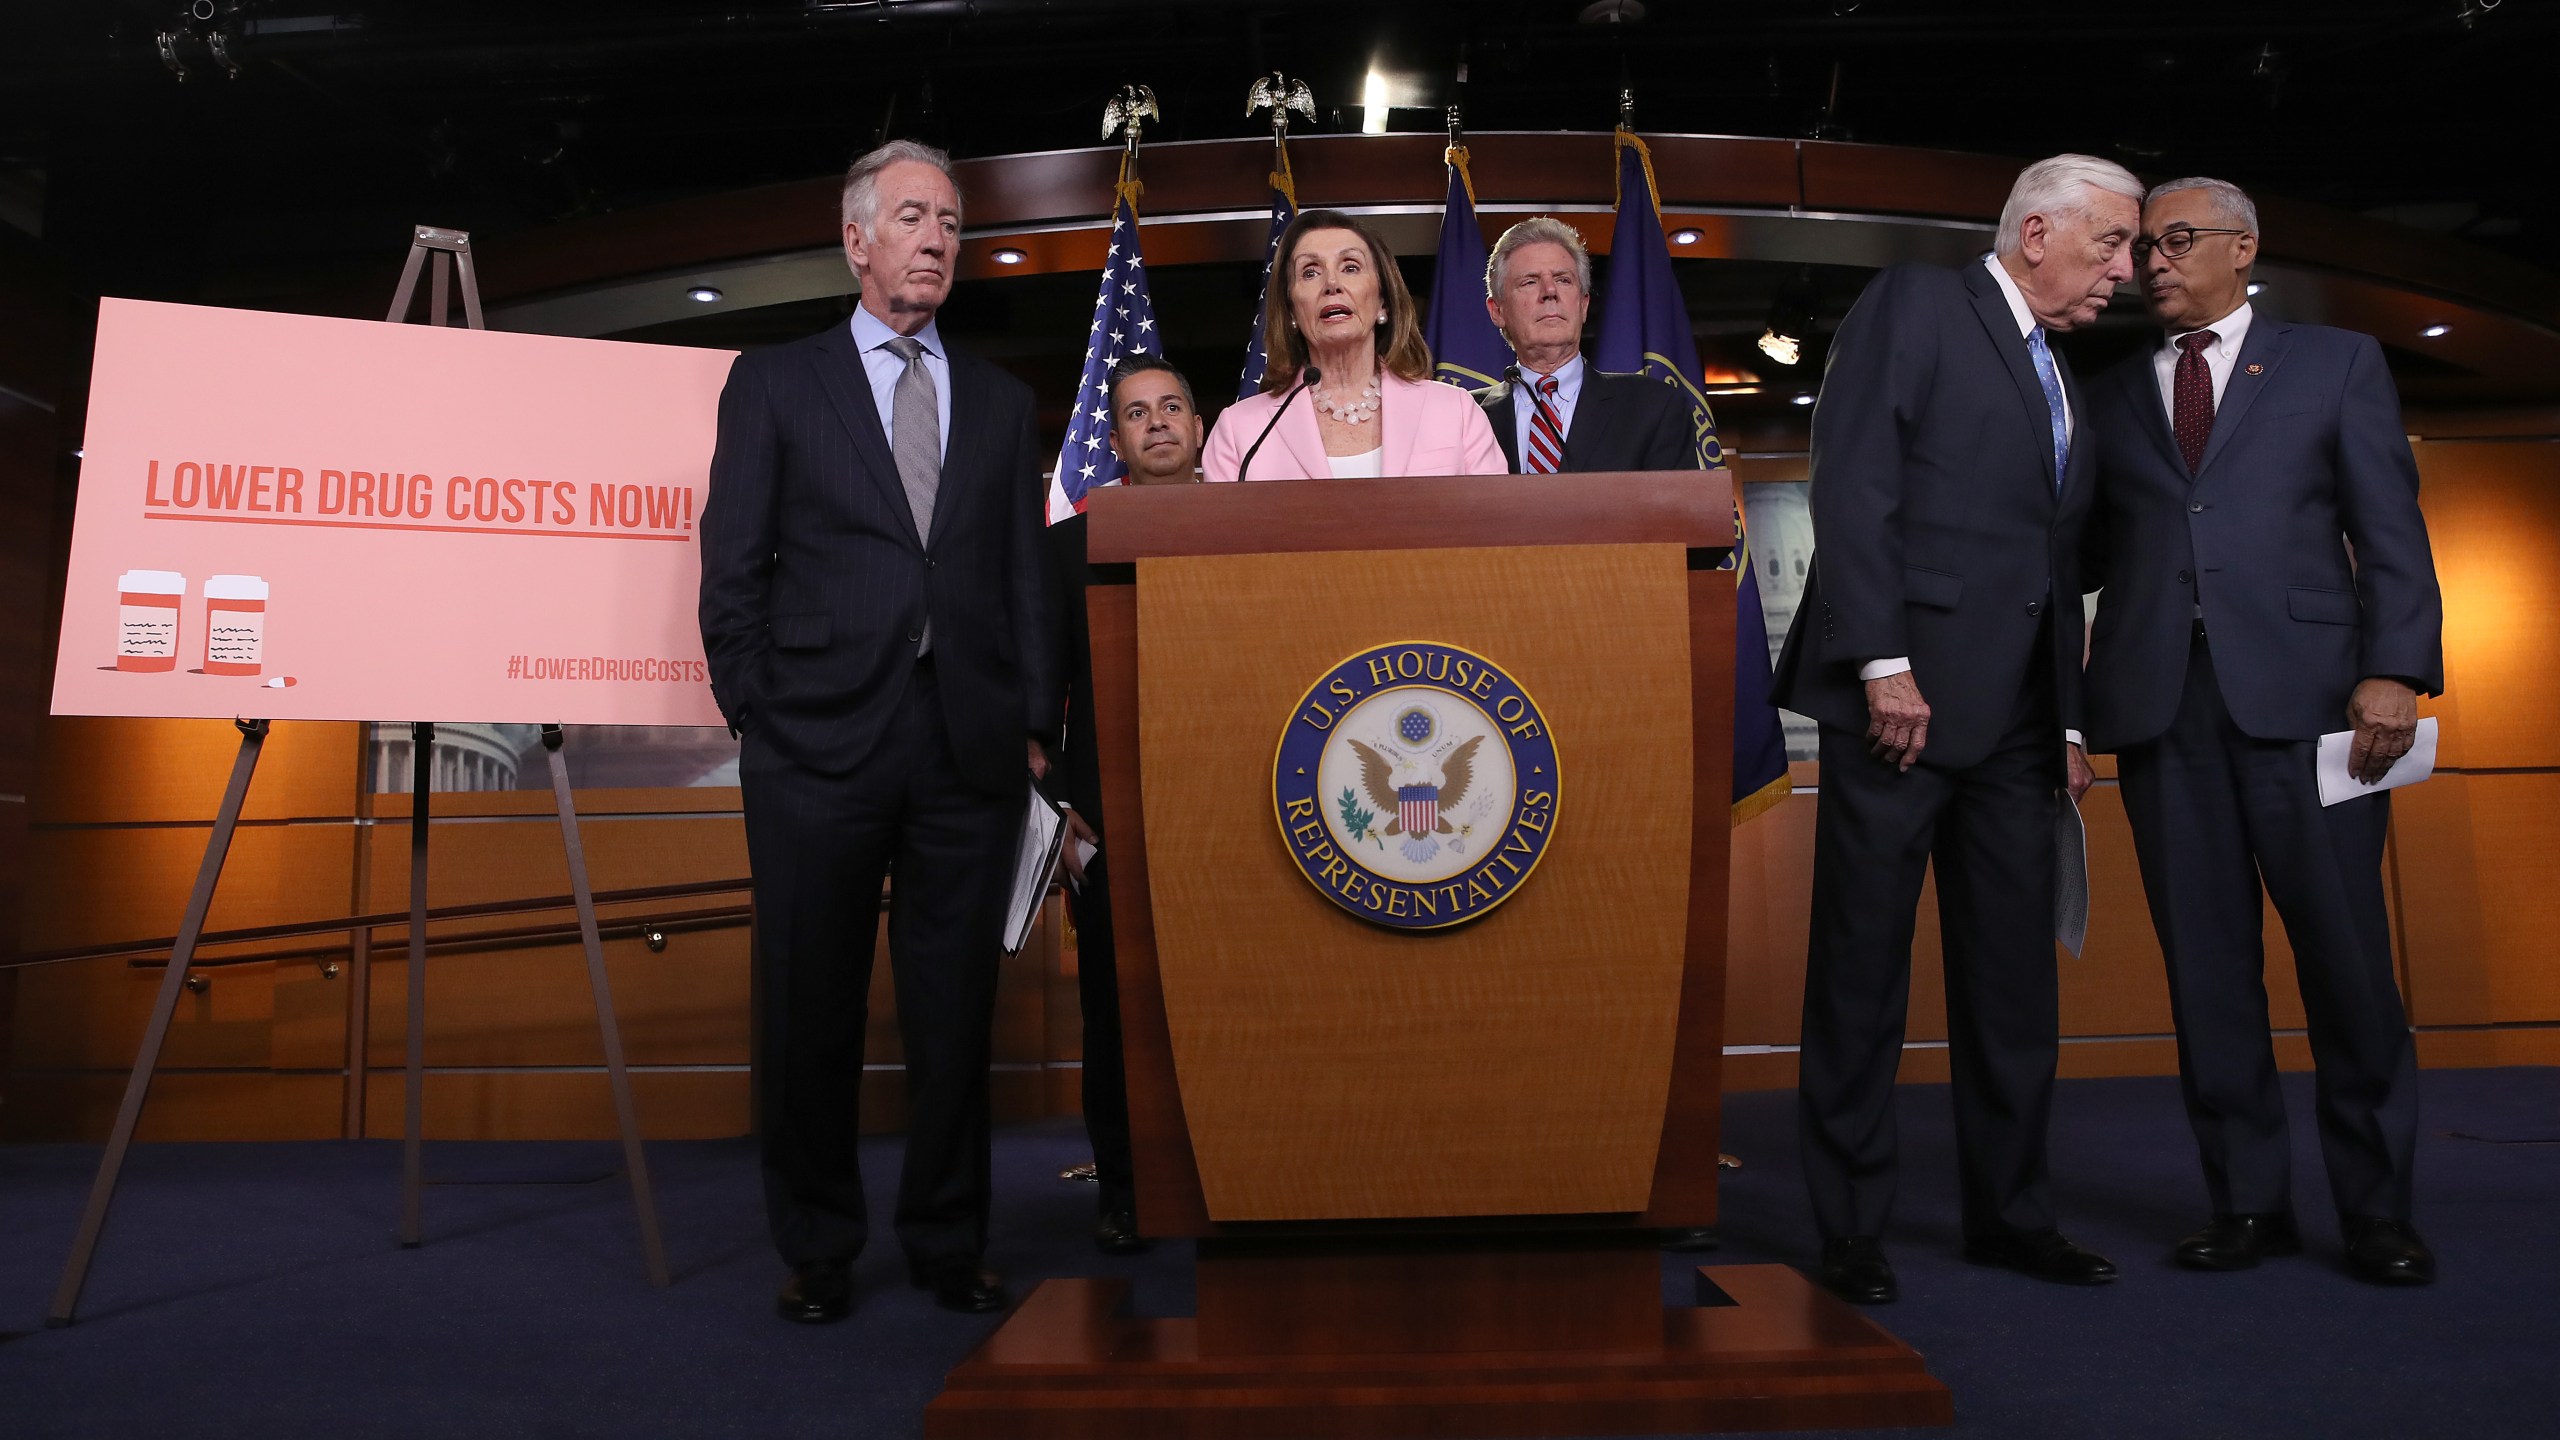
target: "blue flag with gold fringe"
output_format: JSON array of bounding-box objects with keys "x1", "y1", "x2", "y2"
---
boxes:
[
  {"x1": 1594, "y1": 129, "x2": 1791, "y2": 824},
  {"x1": 1235, "y1": 137, "x2": 1298, "y2": 399},
  {"x1": 1423, "y1": 146, "x2": 1508, "y2": 391}
]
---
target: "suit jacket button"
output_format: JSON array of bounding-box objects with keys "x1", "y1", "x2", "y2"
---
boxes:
[
  {"x1": 907, "y1": 630, "x2": 921, "y2": 643},
  {"x1": 2189, "y1": 501, "x2": 2205, "y2": 513},
  {"x1": 2026, "y1": 601, "x2": 2044, "y2": 617},
  {"x1": 2177, "y1": 569, "x2": 2192, "y2": 584}
]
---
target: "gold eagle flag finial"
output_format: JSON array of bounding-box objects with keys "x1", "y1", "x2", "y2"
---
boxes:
[
  {"x1": 1102, "y1": 84, "x2": 1160, "y2": 152},
  {"x1": 1247, "y1": 72, "x2": 1316, "y2": 140}
]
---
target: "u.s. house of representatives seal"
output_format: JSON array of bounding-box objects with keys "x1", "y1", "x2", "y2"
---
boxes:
[{"x1": 1272, "y1": 641, "x2": 1560, "y2": 930}]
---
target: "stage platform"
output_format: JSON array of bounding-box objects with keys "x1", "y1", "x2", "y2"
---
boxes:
[{"x1": 3, "y1": 1070, "x2": 2554, "y2": 1439}]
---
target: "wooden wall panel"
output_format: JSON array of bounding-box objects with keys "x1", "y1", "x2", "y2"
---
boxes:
[
  {"x1": 360, "y1": 1069, "x2": 749, "y2": 1140},
  {"x1": 32, "y1": 716, "x2": 362, "y2": 825},
  {"x1": 19, "y1": 822, "x2": 359, "y2": 952},
  {"x1": 2394, "y1": 772, "x2": 2560, "y2": 1027},
  {"x1": 2411, "y1": 440, "x2": 2560, "y2": 771},
  {"x1": 363, "y1": 934, "x2": 751, "y2": 1068},
  {"x1": 5, "y1": 1071, "x2": 343, "y2": 1142}
]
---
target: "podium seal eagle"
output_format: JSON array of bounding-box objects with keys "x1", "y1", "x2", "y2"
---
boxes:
[{"x1": 1272, "y1": 641, "x2": 1560, "y2": 930}]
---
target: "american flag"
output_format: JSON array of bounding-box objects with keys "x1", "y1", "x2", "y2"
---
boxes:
[
  {"x1": 1047, "y1": 177, "x2": 1160, "y2": 525},
  {"x1": 1234, "y1": 148, "x2": 1297, "y2": 399}
]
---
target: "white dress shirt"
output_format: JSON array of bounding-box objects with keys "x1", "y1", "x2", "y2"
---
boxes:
[
  {"x1": 1857, "y1": 256, "x2": 2084, "y2": 750},
  {"x1": 2151, "y1": 301, "x2": 2254, "y2": 419},
  {"x1": 1326, "y1": 446, "x2": 1384, "y2": 479},
  {"x1": 850, "y1": 306, "x2": 952, "y2": 460},
  {"x1": 1510, "y1": 351, "x2": 1586, "y2": 466}
]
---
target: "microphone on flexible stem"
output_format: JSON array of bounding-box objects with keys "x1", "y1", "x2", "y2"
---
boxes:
[{"x1": 1238, "y1": 366, "x2": 1320, "y2": 484}]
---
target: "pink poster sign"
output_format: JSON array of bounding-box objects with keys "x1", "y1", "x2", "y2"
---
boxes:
[{"x1": 52, "y1": 299, "x2": 739, "y2": 725}]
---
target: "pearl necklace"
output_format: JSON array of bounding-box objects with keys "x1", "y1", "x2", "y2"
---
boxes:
[{"x1": 1312, "y1": 378, "x2": 1382, "y2": 425}]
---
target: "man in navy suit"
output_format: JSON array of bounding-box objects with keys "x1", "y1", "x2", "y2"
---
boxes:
[
  {"x1": 699, "y1": 140, "x2": 1057, "y2": 1322},
  {"x1": 1471, "y1": 217, "x2": 1697, "y2": 475},
  {"x1": 2083, "y1": 177, "x2": 2444, "y2": 1285},
  {"x1": 1772, "y1": 154, "x2": 2141, "y2": 1304}
]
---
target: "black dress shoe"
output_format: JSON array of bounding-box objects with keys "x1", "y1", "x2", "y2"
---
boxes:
[
  {"x1": 777, "y1": 1261, "x2": 853, "y2": 1324},
  {"x1": 2175, "y1": 1212, "x2": 2303, "y2": 1271},
  {"x1": 2342, "y1": 1216, "x2": 2437, "y2": 1286},
  {"x1": 1658, "y1": 1227, "x2": 1722, "y2": 1253},
  {"x1": 909, "y1": 1260, "x2": 1011, "y2": 1313},
  {"x1": 1094, "y1": 1209, "x2": 1152, "y2": 1256},
  {"x1": 1816, "y1": 1236, "x2": 1898, "y2": 1305},
  {"x1": 1963, "y1": 1229, "x2": 2118, "y2": 1286}
]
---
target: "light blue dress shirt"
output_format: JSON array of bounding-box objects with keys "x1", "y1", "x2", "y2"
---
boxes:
[
  {"x1": 849, "y1": 306, "x2": 952, "y2": 460},
  {"x1": 1510, "y1": 351, "x2": 1586, "y2": 466}
]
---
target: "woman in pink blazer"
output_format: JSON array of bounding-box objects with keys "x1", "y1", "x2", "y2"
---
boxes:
[{"x1": 1203, "y1": 208, "x2": 1508, "y2": 483}]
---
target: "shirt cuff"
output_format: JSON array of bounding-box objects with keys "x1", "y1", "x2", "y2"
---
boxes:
[
  {"x1": 2065, "y1": 730, "x2": 2085, "y2": 748},
  {"x1": 1858, "y1": 657, "x2": 1913, "y2": 681}
]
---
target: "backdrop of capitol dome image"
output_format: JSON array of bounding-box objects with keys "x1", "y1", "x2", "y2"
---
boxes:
[{"x1": 363, "y1": 723, "x2": 739, "y2": 792}]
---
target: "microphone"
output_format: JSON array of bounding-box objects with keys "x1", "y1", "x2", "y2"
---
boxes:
[{"x1": 1238, "y1": 366, "x2": 1320, "y2": 484}]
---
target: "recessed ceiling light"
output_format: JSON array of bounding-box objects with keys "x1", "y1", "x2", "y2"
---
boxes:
[
  {"x1": 1362, "y1": 70, "x2": 1390, "y2": 134},
  {"x1": 1672, "y1": 228, "x2": 1703, "y2": 245},
  {"x1": 2421, "y1": 323, "x2": 2450, "y2": 338},
  {"x1": 2246, "y1": 282, "x2": 2264, "y2": 296},
  {"x1": 991, "y1": 247, "x2": 1028, "y2": 265},
  {"x1": 686, "y1": 286, "x2": 723, "y2": 303},
  {"x1": 1791, "y1": 393, "x2": 1817, "y2": 406}
]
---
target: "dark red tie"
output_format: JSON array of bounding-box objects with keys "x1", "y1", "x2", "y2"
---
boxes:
[
  {"x1": 2173, "y1": 331, "x2": 2215, "y2": 473},
  {"x1": 1526, "y1": 375, "x2": 1565, "y2": 473}
]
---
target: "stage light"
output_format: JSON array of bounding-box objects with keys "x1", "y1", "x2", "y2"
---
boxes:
[
  {"x1": 1791, "y1": 393, "x2": 1816, "y2": 406},
  {"x1": 991, "y1": 247, "x2": 1027, "y2": 265},
  {"x1": 2423, "y1": 323, "x2": 2450, "y2": 338},
  {"x1": 687, "y1": 286, "x2": 723, "y2": 303},
  {"x1": 1362, "y1": 71, "x2": 1390, "y2": 134},
  {"x1": 1672, "y1": 228, "x2": 1703, "y2": 246},
  {"x1": 2247, "y1": 282, "x2": 2264, "y2": 296},
  {"x1": 1758, "y1": 269, "x2": 1819, "y2": 367}
]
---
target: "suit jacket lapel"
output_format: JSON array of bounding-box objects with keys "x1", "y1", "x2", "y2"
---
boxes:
[
  {"x1": 1964, "y1": 263, "x2": 2060, "y2": 494},
  {"x1": 1561, "y1": 372, "x2": 1617, "y2": 470},
  {"x1": 930, "y1": 351, "x2": 988, "y2": 550},
  {"x1": 1483, "y1": 382, "x2": 1521, "y2": 471},
  {"x1": 809, "y1": 327, "x2": 921, "y2": 547},
  {"x1": 1275, "y1": 378, "x2": 1331, "y2": 479},
  {"x1": 2118, "y1": 347, "x2": 2187, "y2": 480},
  {"x1": 2192, "y1": 321, "x2": 2292, "y2": 480},
  {"x1": 1380, "y1": 373, "x2": 1421, "y2": 477}
]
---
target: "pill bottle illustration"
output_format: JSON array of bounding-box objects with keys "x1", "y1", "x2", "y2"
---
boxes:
[
  {"x1": 116, "y1": 570, "x2": 185, "y2": 672},
  {"x1": 203, "y1": 574, "x2": 269, "y2": 676}
]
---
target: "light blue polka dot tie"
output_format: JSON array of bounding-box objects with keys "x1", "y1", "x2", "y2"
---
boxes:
[{"x1": 2027, "y1": 327, "x2": 2069, "y2": 494}]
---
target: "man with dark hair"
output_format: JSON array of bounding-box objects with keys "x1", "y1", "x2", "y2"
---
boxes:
[
  {"x1": 699, "y1": 139, "x2": 1058, "y2": 1323},
  {"x1": 1045, "y1": 354, "x2": 1203, "y2": 1253}
]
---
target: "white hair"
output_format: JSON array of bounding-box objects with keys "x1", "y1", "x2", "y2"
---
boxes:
[
  {"x1": 2145, "y1": 176, "x2": 2260, "y2": 239},
  {"x1": 840, "y1": 139, "x2": 961, "y2": 232},
  {"x1": 1994, "y1": 153, "x2": 2145, "y2": 256},
  {"x1": 1484, "y1": 216, "x2": 1593, "y2": 298}
]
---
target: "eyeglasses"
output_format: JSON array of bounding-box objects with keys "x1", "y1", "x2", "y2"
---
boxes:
[{"x1": 2132, "y1": 227, "x2": 2249, "y2": 264}]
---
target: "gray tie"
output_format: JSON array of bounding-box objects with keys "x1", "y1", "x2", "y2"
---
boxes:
[
  {"x1": 882, "y1": 335, "x2": 940, "y2": 655},
  {"x1": 881, "y1": 335, "x2": 941, "y2": 542}
]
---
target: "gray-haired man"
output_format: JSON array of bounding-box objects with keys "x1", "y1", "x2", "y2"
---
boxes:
[
  {"x1": 1472, "y1": 217, "x2": 1697, "y2": 474},
  {"x1": 1771, "y1": 154, "x2": 2140, "y2": 1304},
  {"x1": 699, "y1": 140, "x2": 1058, "y2": 1323}
]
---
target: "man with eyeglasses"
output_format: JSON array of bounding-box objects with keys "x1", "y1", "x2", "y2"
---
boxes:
[{"x1": 2080, "y1": 177, "x2": 2445, "y2": 1286}]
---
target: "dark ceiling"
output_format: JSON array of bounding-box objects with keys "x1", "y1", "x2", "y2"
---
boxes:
[{"x1": 3, "y1": 0, "x2": 2555, "y2": 312}]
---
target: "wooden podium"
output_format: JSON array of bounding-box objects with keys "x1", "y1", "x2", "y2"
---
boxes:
[{"x1": 926, "y1": 474, "x2": 1950, "y2": 1438}]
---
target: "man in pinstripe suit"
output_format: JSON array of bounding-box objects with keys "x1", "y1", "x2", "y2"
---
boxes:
[{"x1": 699, "y1": 140, "x2": 1058, "y2": 1323}]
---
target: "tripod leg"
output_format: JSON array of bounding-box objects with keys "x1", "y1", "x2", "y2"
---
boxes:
[
  {"x1": 543, "y1": 725, "x2": 671, "y2": 1286},
  {"x1": 48, "y1": 718, "x2": 270, "y2": 1327},
  {"x1": 399, "y1": 723, "x2": 432, "y2": 1247}
]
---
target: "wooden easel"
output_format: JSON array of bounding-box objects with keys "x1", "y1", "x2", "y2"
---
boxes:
[{"x1": 48, "y1": 227, "x2": 669, "y2": 1326}]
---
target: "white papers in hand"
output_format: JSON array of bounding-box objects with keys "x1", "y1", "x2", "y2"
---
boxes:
[
  {"x1": 2055, "y1": 790, "x2": 2089, "y2": 958},
  {"x1": 2315, "y1": 717, "x2": 2439, "y2": 808},
  {"x1": 1003, "y1": 784, "x2": 1067, "y2": 955}
]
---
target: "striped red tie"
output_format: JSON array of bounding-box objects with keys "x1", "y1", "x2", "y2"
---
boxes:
[{"x1": 1526, "y1": 374, "x2": 1565, "y2": 473}]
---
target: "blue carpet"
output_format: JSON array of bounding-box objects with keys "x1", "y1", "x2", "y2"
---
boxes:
[{"x1": 2, "y1": 1068, "x2": 2554, "y2": 1439}]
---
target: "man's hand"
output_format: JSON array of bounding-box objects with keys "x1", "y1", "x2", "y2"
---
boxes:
[
  {"x1": 2346, "y1": 678, "x2": 2419, "y2": 785},
  {"x1": 2065, "y1": 741, "x2": 2094, "y2": 803},
  {"x1": 1864, "y1": 671, "x2": 1931, "y2": 772},
  {"x1": 1059, "y1": 808, "x2": 1098, "y2": 884},
  {"x1": 1028, "y1": 737, "x2": 1051, "y2": 782}
]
